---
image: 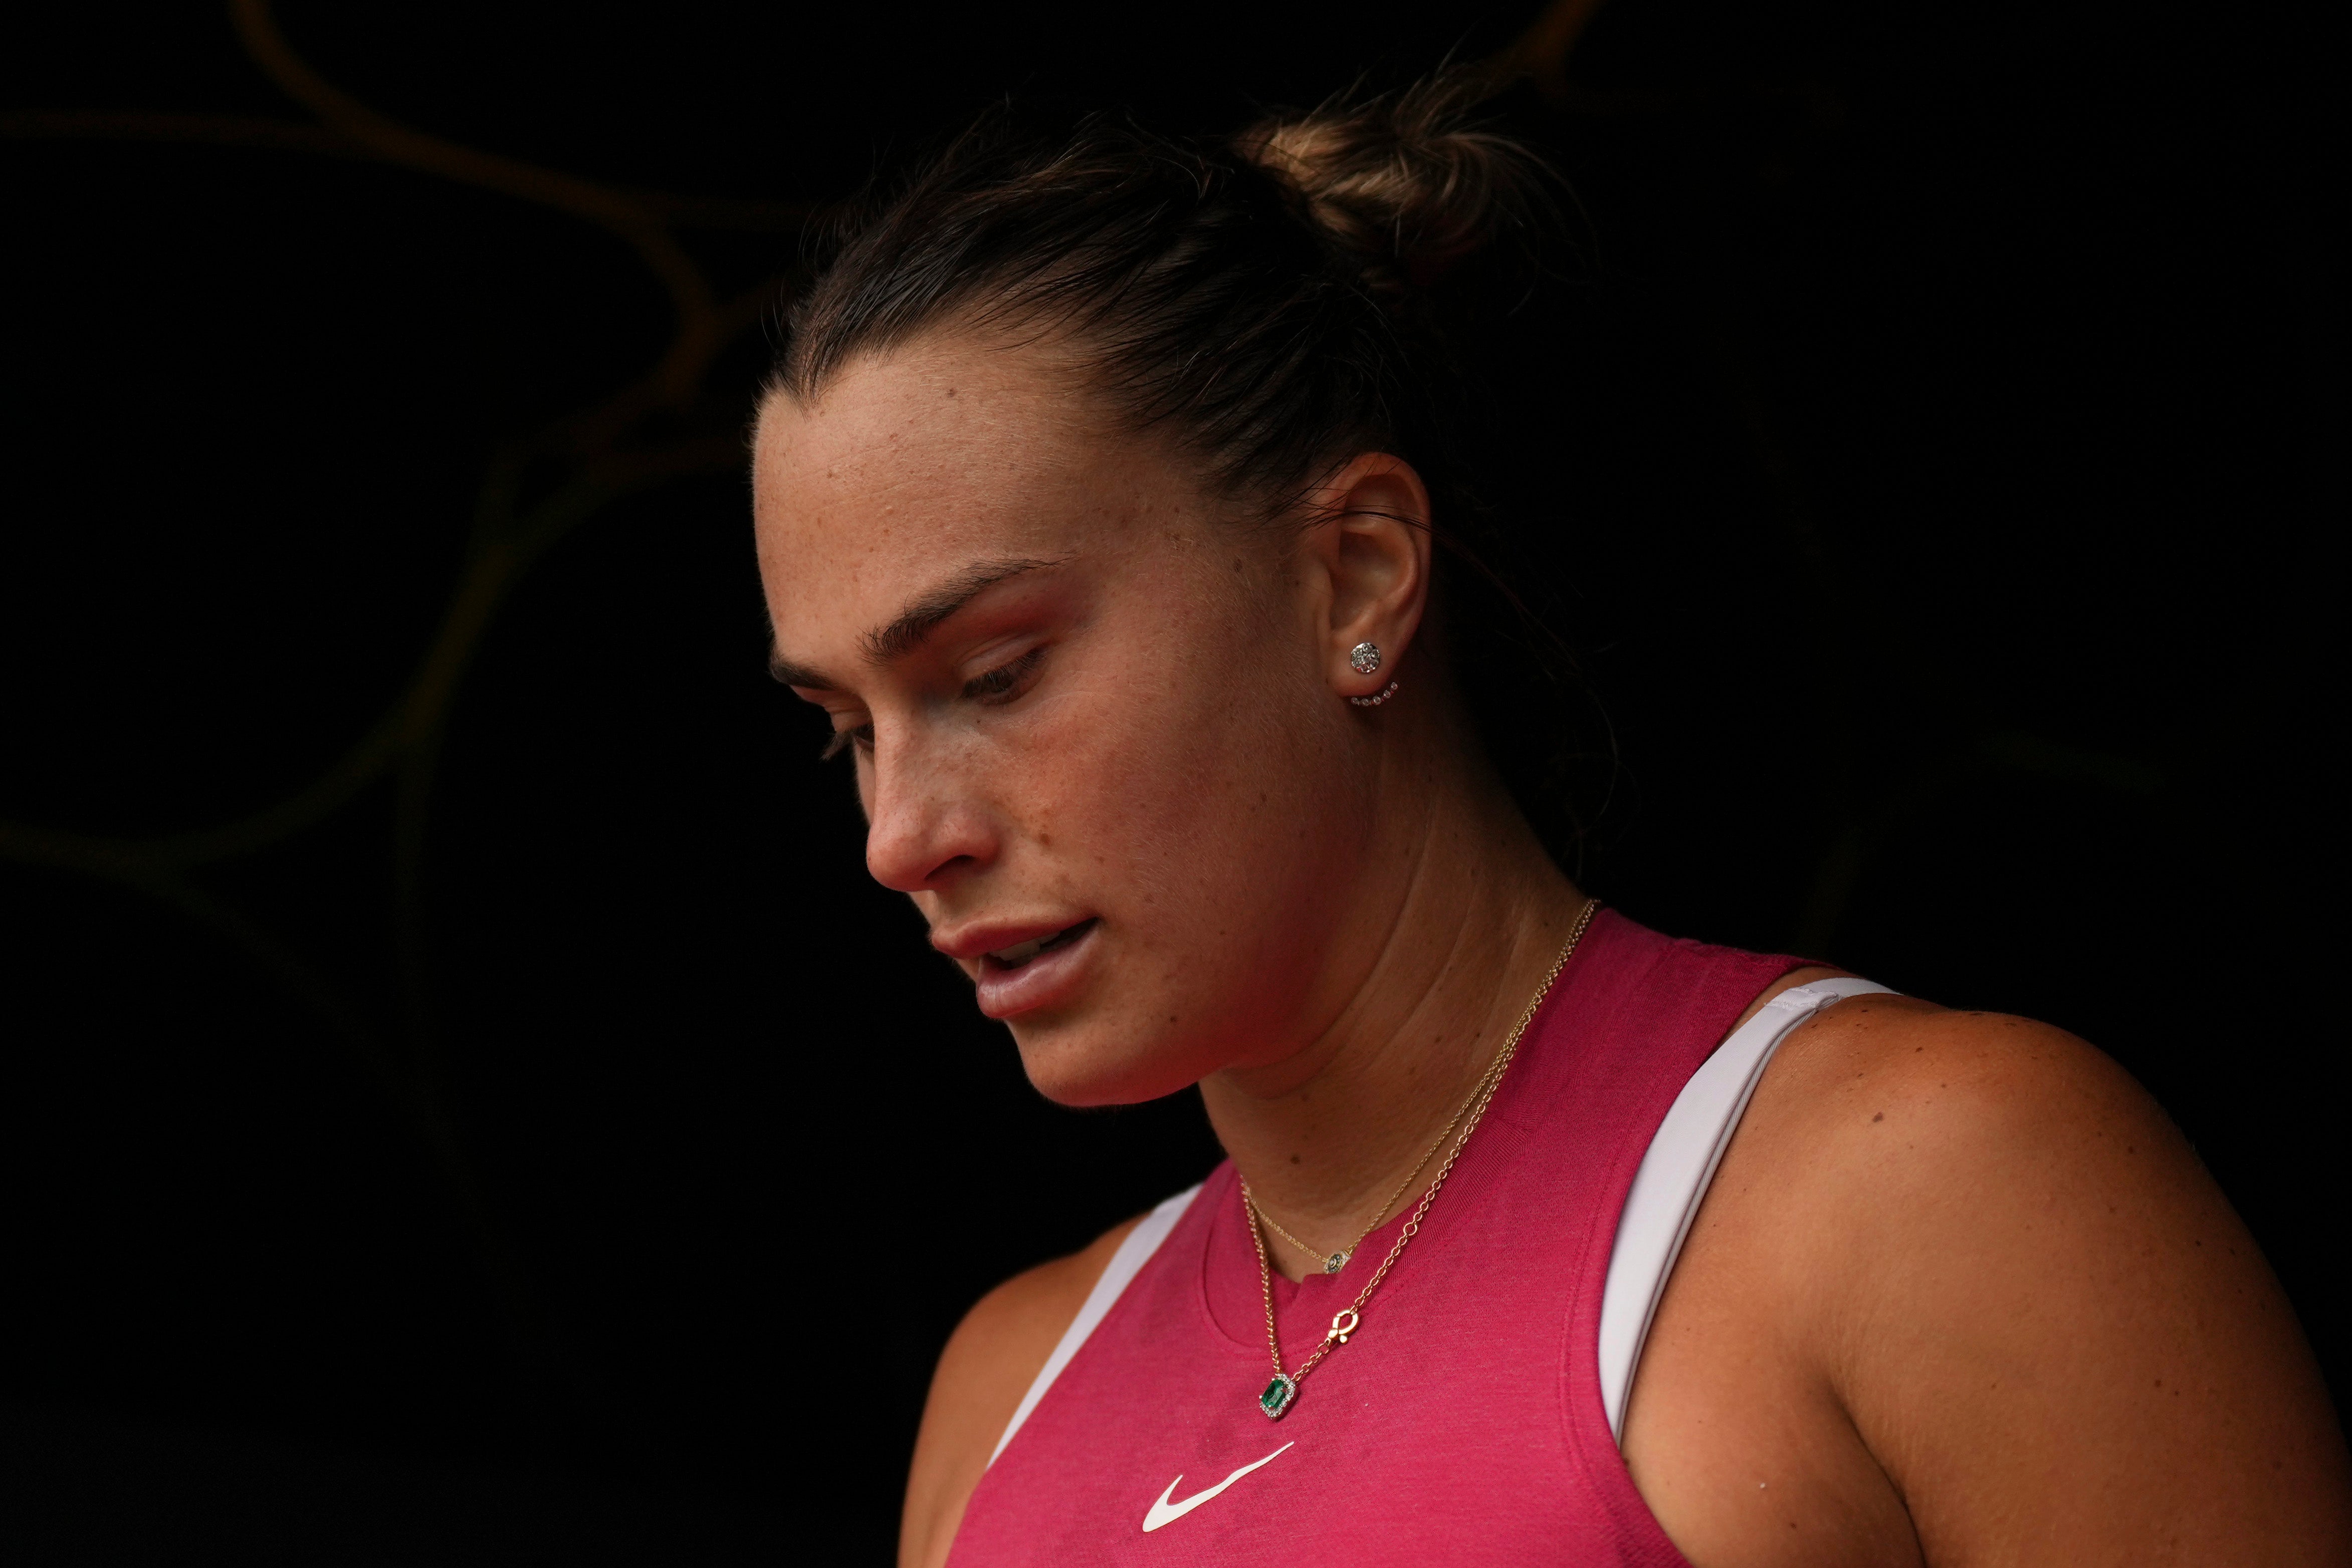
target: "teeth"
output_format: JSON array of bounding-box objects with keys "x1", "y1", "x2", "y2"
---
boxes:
[{"x1": 990, "y1": 938, "x2": 1047, "y2": 966}]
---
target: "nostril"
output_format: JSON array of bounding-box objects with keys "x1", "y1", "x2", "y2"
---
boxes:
[{"x1": 926, "y1": 852, "x2": 980, "y2": 886}]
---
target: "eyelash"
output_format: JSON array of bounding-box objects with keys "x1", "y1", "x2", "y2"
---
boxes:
[
  {"x1": 816, "y1": 647, "x2": 1047, "y2": 763},
  {"x1": 962, "y1": 645, "x2": 1046, "y2": 705},
  {"x1": 817, "y1": 725, "x2": 870, "y2": 764}
]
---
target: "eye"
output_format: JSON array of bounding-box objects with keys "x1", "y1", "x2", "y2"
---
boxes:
[
  {"x1": 818, "y1": 722, "x2": 873, "y2": 763},
  {"x1": 962, "y1": 646, "x2": 1045, "y2": 706}
]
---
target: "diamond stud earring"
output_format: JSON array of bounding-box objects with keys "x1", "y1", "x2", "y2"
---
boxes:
[{"x1": 1347, "y1": 642, "x2": 1397, "y2": 707}]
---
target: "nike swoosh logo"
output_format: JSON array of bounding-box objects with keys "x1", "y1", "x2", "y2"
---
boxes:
[{"x1": 1141, "y1": 1442, "x2": 1294, "y2": 1533}]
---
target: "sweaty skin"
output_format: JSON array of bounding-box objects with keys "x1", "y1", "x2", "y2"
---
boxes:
[{"x1": 752, "y1": 331, "x2": 2352, "y2": 1568}]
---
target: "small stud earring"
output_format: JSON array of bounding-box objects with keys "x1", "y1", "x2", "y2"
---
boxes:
[{"x1": 1349, "y1": 641, "x2": 1383, "y2": 675}]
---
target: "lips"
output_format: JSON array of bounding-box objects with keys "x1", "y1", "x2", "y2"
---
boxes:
[
  {"x1": 983, "y1": 918, "x2": 1098, "y2": 970},
  {"x1": 969, "y1": 917, "x2": 1100, "y2": 1019}
]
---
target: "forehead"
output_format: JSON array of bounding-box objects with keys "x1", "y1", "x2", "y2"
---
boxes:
[{"x1": 753, "y1": 335, "x2": 1116, "y2": 591}]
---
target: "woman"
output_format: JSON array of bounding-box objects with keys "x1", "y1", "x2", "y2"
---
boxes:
[{"x1": 750, "y1": 77, "x2": 2350, "y2": 1566}]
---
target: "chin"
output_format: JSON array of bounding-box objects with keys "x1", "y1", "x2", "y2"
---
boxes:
[{"x1": 1007, "y1": 1011, "x2": 1207, "y2": 1109}]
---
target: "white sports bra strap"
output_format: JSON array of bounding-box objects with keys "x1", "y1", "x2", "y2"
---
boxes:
[
  {"x1": 987, "y1": 1183, "x2": 1202, "y2": 1466},
  {"x1": 1597, "y1": 977, "x2": 1895, "y2": 1445}
]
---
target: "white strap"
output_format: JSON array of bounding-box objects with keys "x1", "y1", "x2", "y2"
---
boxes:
[
  {"x1": 1598, "y1": 977, "x2": 1895, "y2": 1444},
  {"x1": 987, "y1": 1183, "x2": 1202, "y2": 1466}
]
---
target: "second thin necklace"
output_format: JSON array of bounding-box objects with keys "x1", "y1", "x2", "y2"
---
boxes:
[{"x1": 1241, "y1": 897, "x2": 1600, "y2": 1420}]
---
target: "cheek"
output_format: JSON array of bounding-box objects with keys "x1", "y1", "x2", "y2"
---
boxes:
[{"x1": 1026, "y1": 614, "x2": 1367, "y2": 973}]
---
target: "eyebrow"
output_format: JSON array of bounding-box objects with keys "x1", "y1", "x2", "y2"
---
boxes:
[{"x1": 767, "y1": 556, "x2": 1061, "y2": 689}]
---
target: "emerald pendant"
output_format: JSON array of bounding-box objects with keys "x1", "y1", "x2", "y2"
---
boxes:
[
  {"x1": 1322, "y1": 1252, "x2": 1347, "y2": 1274},
  {"x1": 1259, "y1": 1374, "x2": 1298, "y2": 1420}
]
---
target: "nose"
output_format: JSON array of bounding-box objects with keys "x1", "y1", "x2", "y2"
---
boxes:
[{"x1": 862, "y1": 737, "x2": 997, "y2": 894}]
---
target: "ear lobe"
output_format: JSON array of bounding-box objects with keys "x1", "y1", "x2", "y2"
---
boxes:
[{"x1": 1309, "y1": 453, "x2": 1434, "y2": 702}]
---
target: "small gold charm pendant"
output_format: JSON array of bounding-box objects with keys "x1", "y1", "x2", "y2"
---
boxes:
[
  {"x1": 1324, "y1": 1307, "x2": 1361, "y2": 1346},
  {"x1": 1322, "y1": 1251, "x2": 1348, "y2": 1274}
]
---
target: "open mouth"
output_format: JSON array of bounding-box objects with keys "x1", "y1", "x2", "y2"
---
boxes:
[{"x1": 983, "y1": 918, "x2": 1098, "y2": 972}]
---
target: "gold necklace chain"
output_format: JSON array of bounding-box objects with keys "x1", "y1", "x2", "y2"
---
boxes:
[
  {"x1": 1247, "y1": 1097, "x2": 1458, "y2": 1274},
  {"x1": 1244, "y1": 897, "x2": 1600, "y2": 1421}
]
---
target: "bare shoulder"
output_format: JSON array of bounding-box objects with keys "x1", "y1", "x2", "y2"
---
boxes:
[
  {"x1": 1740, "y1": 990, "x2": 2190, "y2": 1205},
  {"x1": 897, "y1": 1214, "x2": 1146, "y2": 1568},
  {"x1": 1741, "y1": 993, "x2": 2281, "y2": 1294},
  {"x1": 1634, "y1": 991, "x2": 2352, "y2": 1565}
]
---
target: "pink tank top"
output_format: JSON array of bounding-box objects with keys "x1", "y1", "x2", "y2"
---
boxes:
[{"x1": 947, "y1": 911, "x2": 1807, "y2": 1565}]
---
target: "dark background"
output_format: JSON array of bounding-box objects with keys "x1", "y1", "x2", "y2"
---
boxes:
[{"x1": 1, "y1": 0, "x2": 2337, "y2": 1560}]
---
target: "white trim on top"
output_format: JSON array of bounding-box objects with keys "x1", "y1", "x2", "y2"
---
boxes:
[
  {"x1": 1597, "y1": 977, "x2": 1895, "y2": 1443},
  {"x1": 987, "y1": 1183, "x2": 1203, "y2": 1466}
]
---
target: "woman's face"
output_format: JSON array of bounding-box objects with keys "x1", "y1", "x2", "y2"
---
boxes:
[{"x1": 752, "y1": 333, "x2": 1393, "y2": 1106}]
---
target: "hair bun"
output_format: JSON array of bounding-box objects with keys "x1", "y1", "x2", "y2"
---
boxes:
[{"x1": 1235, "y1": 71, "x2": 1551, "y2": 296}]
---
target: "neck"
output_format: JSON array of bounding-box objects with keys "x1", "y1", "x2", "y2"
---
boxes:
[{"x1": 1198, "y1": 705, "x2": 1588, "y2": 1283}]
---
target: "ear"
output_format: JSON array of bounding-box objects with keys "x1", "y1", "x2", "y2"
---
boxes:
[{"x1": 1297, "y1": 453, "x2": 1434, "y2": 703}]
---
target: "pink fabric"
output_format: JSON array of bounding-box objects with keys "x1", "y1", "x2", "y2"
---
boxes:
[{"x1": 947, "y1": 911, "x2": 1806, "y2": 1565}]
